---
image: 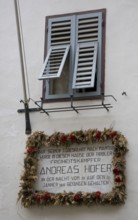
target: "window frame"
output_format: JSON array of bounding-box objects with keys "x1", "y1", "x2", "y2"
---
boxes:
[{"x1": 42, "y1": 9, "x2": 106, "y2": 102}]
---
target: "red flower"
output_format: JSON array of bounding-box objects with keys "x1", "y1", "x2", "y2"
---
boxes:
[
  {"x1": 61, "y1": 135, "x2": 68, "y2": 143},
  {"x1": 27, "y1": 147, "x2": 37, "y2": 153},
  {"x1": 113, "y1": 168, "x2": 120, "y2": 175},
  {"x1": 27, "y1": 147, "x2": 34, "y2": 153},
  {"x1": 43, "y1": 193, "x2": 51, "y2": 201},
  {"x1": 70, "y1": 134, "x2": 76, "y2": 142},
  {"x1": 95, "y1": 131, "x2": 101, "y2": 140},
  {"x1": 95, "y1": 191, "x2": 101, "y2": 198},
  {"x1": 110, "y1": 131, "x2": 117, "y2": 139},
  {"x1": 73, "y1": 194, "x2": 82, "y2": 202},
  {"x1": 36, "y1": 194, "x2": 41, "y2": 201},
  {"x1": 115, "y1": 176, "x2": 122, "y2": 183}
]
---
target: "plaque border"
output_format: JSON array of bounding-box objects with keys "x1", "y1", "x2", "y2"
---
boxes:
[{"x1": 18, "y1": 129, "x2": 128, "y2": 207}]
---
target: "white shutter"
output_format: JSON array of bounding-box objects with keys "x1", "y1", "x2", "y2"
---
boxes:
[
  {"x1": 39, "y1": 17, "x2": 72, "y2": 80},
  {"x1": 50, "y1": 18, "x2": 72, "y2": 46},
  {"x1": 72, "y1": 42, "x2": 98, "y2": 89},
  {"x1": 72, "y1": 12, "x2": 102, "y2": 89},
  {"x1": 77, "y1": 14, "x2": 100, "y2": 43},
  {"x1": 39, "y1": 45, "x2": 70, "y2": 80}
]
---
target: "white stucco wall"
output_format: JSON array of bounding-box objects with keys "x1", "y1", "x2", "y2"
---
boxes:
[{"x1": 0, "y1": 0, "x2": 138, "y2": 219}]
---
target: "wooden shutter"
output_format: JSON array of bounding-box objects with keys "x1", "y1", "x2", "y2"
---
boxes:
[
  {"x1": 39, "y1": 17, "x2": 72, "y2": 80},
  {"x1": 39, "y1": 45, "x2": 70, "y2": 80},
  {"x1": 49, "y1": 17, "x2": 72, "y2": 46},
  {"x1": 77, "y1": 14, "x2": 100, "y2": 43},
  {"x1": 72, "y1": 42, "x2": 98, "y2": 89},
  {"x1": 72, "y1": 12, "x2": 102, "y2": 89}
]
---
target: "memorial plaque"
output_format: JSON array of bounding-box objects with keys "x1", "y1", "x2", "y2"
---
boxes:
[
  {"x1": 18, "y1": 129, "x2": 128, "y2": 207},
  {"x1": 35, "y1": 143, "x2": 114, "y2": 193}
]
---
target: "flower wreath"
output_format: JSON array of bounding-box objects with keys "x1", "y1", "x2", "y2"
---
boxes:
[{"x1": 18, "y1": 128, "x2": 128, "y2": 208}]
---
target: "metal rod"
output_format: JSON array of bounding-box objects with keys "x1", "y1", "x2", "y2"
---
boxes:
[
  {"x1": 104, "y1": 95, "x2": 117, "y2": 102},
  {"x1": 40, "y1": 106, "x2": 112, "y2": 113},
  {"x1": 17, "y1": 107, "x2": 40, "y2": 113},
  {"x1": 17, "y1": 105, "x2": 112, "y2": 114},
  {"x1": 34, "y1": 101, "x2": 111, "y2": 111},
  {"x1": 34, "y1": 101, "x2": 49, "y2": 116},
  {"x1": 14, "y1": 0, "x2": 31, "y2": 134},
  {"x1": 70, "y1": 96, "x2": 79, "y2": 113}
]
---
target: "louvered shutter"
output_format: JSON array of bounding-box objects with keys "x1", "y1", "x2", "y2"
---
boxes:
[
  {"x1": 77, "y1": 14, "x2": 100, "y2": 43},
  {"x1": 49, "y1": 18, "x2": 72, "y2": 46},
  {"x1": 73, "y1": 12, "x2": 102, "y2": 89},
  {"x1": 39, "y1": 45, "x2": 70, "y2": 80},
  {"x1": 72, "y1": 42, "x2": 98, "y2": 89},
  {"x1": 39, "y1": 17, "x2": 72, "y2": 80}
]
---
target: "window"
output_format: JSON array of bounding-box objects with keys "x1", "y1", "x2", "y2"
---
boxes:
[{"x1": 39, "y1": 9, "x2": 106, "y2": 101}]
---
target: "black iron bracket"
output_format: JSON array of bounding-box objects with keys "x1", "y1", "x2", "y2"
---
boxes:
[{"x1": 17, "y1": 94, "x2": 117, "y2": 116}]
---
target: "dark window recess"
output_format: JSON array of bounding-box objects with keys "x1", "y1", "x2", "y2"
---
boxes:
[{"x1": 39, "y1": 9, "x2": 106, "y2": 101}]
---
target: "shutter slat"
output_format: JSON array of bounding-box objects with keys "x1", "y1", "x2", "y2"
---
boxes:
[
  {"x1": 76, "y1": 72, "x2": 92, "y2": 76},
  {"x1": 76, "y1": 76, "x2": 92, "y2": 81},
  {"x1": 48, "y1": 61, "x2": 61, "y2": 64},
  {"x1": 78, "y1": 18, "x2": 98, "y2": 24},
  {"x1": 51, "y1": 27, "x2": 70, "y2": 31},
  {"x1": 44, "y1": 71, "x2": 58, "y2": 75},
  {"x1": 74, "y1": 82, "x2": 91, "y2": 86},
  {"x1": 51, "y1": 48, "x2": 65, "y2": 52},
  {"x1": 51, "y1": 36, "x2": 70, "y2": 41},
  {"x1": 72, "y1": 42, "x2": 98, "y2": 89},
  {"x1": 78, "y1": 23, "x2": 98, "y2": 29},
  {"x1": 39, "y1": 45, "x2": 70, "y2": 80},
  {"x1": 78, "y1": 33, "x2": 98, "y2": 38},
  {"x1": 78, "y1": 62, "x2": 93, "y2": 66},
  {"x1": 46, "y1": 66, "x2": 60, "y2": 70},
  {"x1": 79, "y1": 52, "x2": 94, "y2": 57},
  {"x1": 79, "y1": 48, "x2": 95, "y2": 52},
  {"x1": 78, "y1": 38, "x2": 98, "y2": 43},
  {"x1": 51, "y1": 31, "x2": 71, "y2": 36},
  {"x1": 52, "y1": 21, "x2": 71, "y2": 27},
  {"x1": 51, "y1": 41, "x2": 70, "y2": 45},
  {"x1": 50, "y1": 55, "x2": 63, "y2": 59},
  {"x1": 78, "y1": 57, "x2": 93, "y2": 61},
  {"x1": 77, "y1": 67, "x2": 94, "y2": 71},
  {"x1": 50, "y1": 53, "x2": 64, "y2": 56},
  {"x1": 78, "y1": 28, "x2": 98, "y2": 33}
]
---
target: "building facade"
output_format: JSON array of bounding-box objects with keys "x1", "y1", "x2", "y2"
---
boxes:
[{"x1": 0, "y1": 0, "x2": 138, "y2": 219}]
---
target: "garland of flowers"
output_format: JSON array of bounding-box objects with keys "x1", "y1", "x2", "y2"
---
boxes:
[{"x1": 18, "y1": 128, "x2": 128, "y2": 208}]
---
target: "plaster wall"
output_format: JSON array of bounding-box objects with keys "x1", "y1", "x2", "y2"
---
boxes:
[{"x1": 0, "y1": 0, "x2": 138, "y2": 219}]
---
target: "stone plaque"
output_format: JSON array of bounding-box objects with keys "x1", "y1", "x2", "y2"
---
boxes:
[
  {"x1": 35, "y1": 142, "x2": 114, "y2": 193},
  {"x1": 18, "y1": 130, "x2": 128, "y2": 207}
]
